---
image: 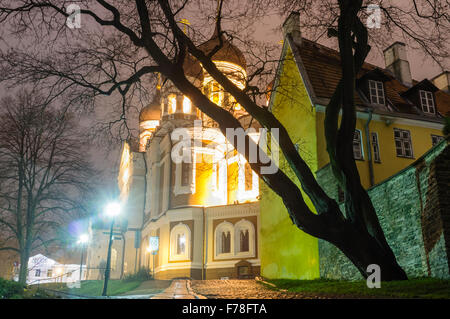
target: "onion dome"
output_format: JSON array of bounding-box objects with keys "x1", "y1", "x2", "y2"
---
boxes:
[
  {"x1": 139, "y1": 91, "x2": 161, "y2": 122},
  {"x1": 198, "y1": 27, "x2": 247, "y2": 70}
]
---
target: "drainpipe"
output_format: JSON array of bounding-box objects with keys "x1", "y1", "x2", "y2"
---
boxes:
[
  {"x1": 202, "y1": 206, "x2": 206, "y2": 280},
  {"x1": 364, "y1": 108, "x2": 375, "y2": 187}
]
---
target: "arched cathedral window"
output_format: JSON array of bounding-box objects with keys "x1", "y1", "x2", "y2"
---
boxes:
[
  {"x1": 215, "y1": 221, "x2": 234, "y2": 258},
  {"x1": 170, "y1": 223, "x2": 190, "y2": 261},
  {"x1": 183, "y1": 96, "x2": 191, "y2": 114},
  {"x1": 239, "y1": 229, "x2": 249, "y2": 252},
  {"x1": 235, "y1": 219, "x2": 255, "y2": 257},
  {"x1": 221, "y1": 231, "x2": 231, "y2": 254}
]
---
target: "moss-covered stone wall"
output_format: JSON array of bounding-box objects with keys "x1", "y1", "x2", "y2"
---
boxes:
[{"x1": 316, "y1": 141, "x2": 450, "y2": 280}]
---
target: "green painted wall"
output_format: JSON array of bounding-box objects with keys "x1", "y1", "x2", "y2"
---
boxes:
[{"x1": 260, "y1": 46, "x2": 319, "y2": 279}]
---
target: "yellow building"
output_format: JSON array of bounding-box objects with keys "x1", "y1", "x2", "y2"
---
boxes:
[
  {"x1": 260, "y1": 12, "x2": 449, "y2": 279},
  {"x1": 85, "y1": 28, "x2": 261, "y2": 280}
]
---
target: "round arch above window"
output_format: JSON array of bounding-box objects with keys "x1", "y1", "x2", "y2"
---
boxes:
[
  {"x1": 214, "y1": 221, "x2": 235, "y2": 259},
  {"x1": 169, "y1": 223, "x2": 191, "y2": 262},
  {"x1": 234, "y1": 219, "x2": 255, "y2": 258}
]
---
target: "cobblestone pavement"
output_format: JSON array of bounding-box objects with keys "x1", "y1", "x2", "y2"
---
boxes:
[
  {"x1": 191, "y1": 279, "x2": 330, "y2": 299},
  {"x1": 151, "y1": 280, "x2": 205, "y2": 299}
]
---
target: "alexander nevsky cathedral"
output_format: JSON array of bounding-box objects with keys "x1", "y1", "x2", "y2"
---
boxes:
[{"x1": 85, "y1": 28, "x2": 262, "y2": 280}]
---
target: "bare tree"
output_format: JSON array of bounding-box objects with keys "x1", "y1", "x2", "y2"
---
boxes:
[
  {"x1": 0, "y1": 90, "x2": 94, "y2": 284},
  {"x1": 0, "y1": 0, "x2": 448, "y2": 280}
]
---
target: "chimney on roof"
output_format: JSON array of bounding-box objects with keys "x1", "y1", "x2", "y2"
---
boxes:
[
  {"x1": 432, "y1": 71, "x2": 450, "y2": 93},
  {"x1": 383, "y1": 42, "x2": 412, "y2": 87},
  {"x1": 282, "y1": 12, "x2": 302, "y2": 46}
]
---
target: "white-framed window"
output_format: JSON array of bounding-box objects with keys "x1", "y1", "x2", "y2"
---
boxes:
[
  {"x1": 371, "y1": 132, "x2": 381, "y2": 163},
  {"x1": 419, "y1": 90, "x2": 435, "y2": 114},
  {"x1": 47, "y1": 269, "x2": 52, "y2": 277},
  {"x1": 431, "y1": 135, "x2": 444, "y2": 146},
  {"x1": 35, "y1": 269, "x2": 41, "y2": 277},
  {"x1": 353, "y1": 130, "x2": 364, "y2": 160},
  {"x1": 234, "y1": 219, "x2": 255, "y2": 258},
  {"x1": 169, "y1": 223, "x2": 191, "y2": 261},
  {"x1": 368, "y1": 80, "x2": 385, "y2": 105},
  {"x1": 394, "y1": 128, "x2": 413, "y2": 158},
  {"x1": 214, "y1": 221, "x2": 235, "y2": 259}
]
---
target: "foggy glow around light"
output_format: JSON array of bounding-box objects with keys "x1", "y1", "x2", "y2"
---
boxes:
[
  {"x1": 78, "y1": 233, "x2": 89, "y2": 244},
  {"x1": 105, "y1": 202, "x2": 121, "y2": 218},
  {"x1": 122, "y1": 168, "x2": 129, "y2": 185}
]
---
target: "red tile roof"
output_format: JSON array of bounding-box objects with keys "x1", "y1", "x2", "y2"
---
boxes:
[{"x1": 291, "y1": 37, "x2": 449, "y2": 120}]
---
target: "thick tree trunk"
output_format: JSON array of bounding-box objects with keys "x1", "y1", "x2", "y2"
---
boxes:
[
  {"x1": 18, "y1": 249, "x2": 30, "y2": 285},
  {"x1": 326, "y1": 215, "x2": 408, "y2": 281}
]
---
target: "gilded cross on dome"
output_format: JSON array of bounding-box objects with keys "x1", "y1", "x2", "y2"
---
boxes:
[{"x1": 179, "y1": 18, "x2": 190, "y2": 33}]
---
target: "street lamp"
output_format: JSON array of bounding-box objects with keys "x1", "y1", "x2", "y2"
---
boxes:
[
  {"x1": 102, "y1": 201, "x2": 121, "y2": 296},
  {"x1": 77, "y1": 233, "x2": 89, "y2": 284}
]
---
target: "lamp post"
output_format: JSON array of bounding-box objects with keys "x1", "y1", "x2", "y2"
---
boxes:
[
  {"x1": 102, "y1": 202, "x2": 121, "y2": 297},
  {"x1": 77, "y1": 233, "x2": 89, "y2": 283}
]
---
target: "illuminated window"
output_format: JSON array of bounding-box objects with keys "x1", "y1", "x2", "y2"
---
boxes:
[
  {"x1": 420, "y1": 90, "x2": 435, "y2": 114},
  {"x1": 176, "y1": 234, "x2": 186, "y2": 255},
  {"x1": 209, "y1": 81, "x2": 223, "y2": 105},
  {"x1": 47, "y1": 269, "x2": 52, "y2": 277},
  {"x1": 183, "y1": 96, "x2": 191, "y2": 114},
  {"x1": 368, "y1": 80, "x2": 385, "y2": 105},
  {"x1": 170, "y1": 223, "x2": 190, "y2": 261},
  {"x1": 168, "y1": 94, "x2": 177, "y2": 114},
  {"x1": 229, "y1": 95, "x2": 241, "y2": 110}
]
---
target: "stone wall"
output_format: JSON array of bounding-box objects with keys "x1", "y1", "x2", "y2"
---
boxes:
[{"x1": 316, "y1": 141, "x2": 450, "y2": 280}]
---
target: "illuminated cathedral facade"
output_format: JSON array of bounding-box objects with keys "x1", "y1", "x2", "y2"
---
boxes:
[{"x1": 85, "y1": 29, "x2": 261, "y2": 280}]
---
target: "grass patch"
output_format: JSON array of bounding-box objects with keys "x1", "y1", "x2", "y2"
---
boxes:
[
  {"x1": 39, "y1": 279, "x2": 143, "y2": 297},
  {"x1": 264, "y1": 278, "x2": 450, "y2": 299}
]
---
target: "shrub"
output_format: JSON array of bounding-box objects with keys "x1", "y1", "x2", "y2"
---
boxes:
[
  {"x1": 0, "y1": 278, "x2": 26, "y2": 299},
  {"x1": 123, "y1": 267, "x2": 153, "y2": 282}
]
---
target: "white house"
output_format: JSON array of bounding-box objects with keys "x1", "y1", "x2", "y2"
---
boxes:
[{"x1": 15, "y1": 254, "x2": 86, "y2": 284}]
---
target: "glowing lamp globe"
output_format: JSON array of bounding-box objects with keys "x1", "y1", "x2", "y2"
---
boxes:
[
  {"x1": 78, "y1": 233, "x2": 89, "y2": 245},
  {"x1": 105, "y1": 202, "x2": 121, "y2": 218}
]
